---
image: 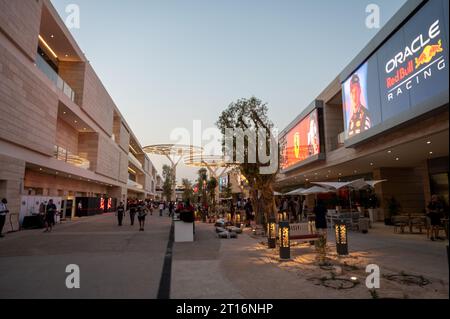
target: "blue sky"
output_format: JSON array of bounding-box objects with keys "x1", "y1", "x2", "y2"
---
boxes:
[{"x1": 51, "y1": 0, "x2": 407, "y2": 181}]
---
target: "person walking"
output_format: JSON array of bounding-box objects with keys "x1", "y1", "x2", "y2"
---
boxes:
[
  {"x1": 116, "y1": 201, "x2": 125, "y2": 226},
  {"x1": 168, "y1": 201, "x2": 173, "y2": 217},
  {"x1": 159, "y1": 202, "x2": 164, "y2": 216},
  {"x1": 129, "y1": 199, "x2": 137, "y2": 226},
  {"x1": 0, "y1": 198, "x2": 9, "y2": 238},
  {"x1": 427, "y1": 194, "x2": 444, "y2": 241},
  {"x1": 137, "y1": 201, "x2": 147, "y2": 231},
  {"x1": 44, "y1": 199, "x2": 57, "y2": 233},
  {"x1": 313, "y1": 199, "x2": 328, "y2": 237}
]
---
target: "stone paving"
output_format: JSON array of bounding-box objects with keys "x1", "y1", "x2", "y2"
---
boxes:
[
  {"x1": 0, "y1": 213, "x2": 448, "y2": 299},
  {"x1": 171, "y1": 222, "x2": 449, "y2": 299},
  {"x1": 0, "y1": 213, "x2": 171, "y2": 298}
]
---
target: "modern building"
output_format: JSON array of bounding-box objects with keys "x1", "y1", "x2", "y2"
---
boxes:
[
  {"x1": 0, "y1": 0, "x2": 157, "y2": 228},
  {"x1": 276, "y1": 0, "x2": 449, "y2": 220}
]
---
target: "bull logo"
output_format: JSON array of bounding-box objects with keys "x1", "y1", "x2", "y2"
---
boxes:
[
  {"x1": 294, "y1": 132, "x2": 300, "y2": 159},
  {"x1": 415, "y1": 39, "x2": 443, "y2": 69}
]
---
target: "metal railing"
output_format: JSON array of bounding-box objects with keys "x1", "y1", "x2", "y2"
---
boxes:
[
  {"x1": 128, "y1": 152, "x2": 143, "y2": 169},
  {"x1": 54, "y1": 145, "x2": 90, "y2": 169},
  {"x1": 36, "y1": 54, "x2": 75, "y2": 102},
  {"x1": 127, "y1": 179, "x2": 144, "y2": 190}
]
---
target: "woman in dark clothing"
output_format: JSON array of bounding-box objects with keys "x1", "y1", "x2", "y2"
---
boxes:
[
  {"x1": 313, "y1": 199, "x2": 327, "y2": 235},
  {"x1": 116, "y1": 202, "x2": 125, "y2": 226},
  {"x1": 44, "y1": 199, "x2": 57, "y2": 233},
  {"x1": 129, "y1": 200, "x2": 137, "y2": 226},
  {"x1": 427, "y1": 194, "x2": 443, "y2": 241},
  {"x1": 244, "y1": 199, "x2": 253, "y2": 226},
  {"x1": 137, "y1": 201, "x2": 147, "y2": 231}
]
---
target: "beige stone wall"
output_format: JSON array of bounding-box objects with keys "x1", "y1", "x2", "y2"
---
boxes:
[
  {"x1": 0, "y1": 154, "x2": 26, "y2": 232},
  {"x1": 374, "y1": 167, "x2": 426, "y2": 216},
  {"x1": 0, "y1": 0, "x2": 42, "y2": 61},
  {"x1": 78, "y1": 132, "x2": 99, "y2": 172},
  {"x1": 58, "y1": 61, "x2": 86, "y2": 106},
  {"x1": 96, "y1": 135, "x2": 120, "y2": 179},
  {"x1": 24, "y1": 169, "x2": 108, "y2": 196},
  {"x1": 118, "y1": 151, "x2": 129, "y2": 183},
  {"x1": 0, "y1": 40, "x2": 58, "y2": 156},
  {"x1": 81, "y1": 64, "x2": 114, "y2": 136},
  {"x1": 56, "y1": 118, "x2": 79, "y2": 154},
  {"x1": 112, "y1": 116, "x2": 130, "y2": 152},
  {"x1": 323, "y1": 103, "x2": 344, "y2": 152}
]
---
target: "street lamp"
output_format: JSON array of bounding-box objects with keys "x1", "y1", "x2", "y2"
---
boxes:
[
  {"x1": 267, "y1": 217, "x2": 276, "y2": 249},
  {"x1": 335, "y1": 220, "x2": 348, "y2": 255},
  {"x1": 279, "y1": 221, "x2": 290, "y2": 260}
]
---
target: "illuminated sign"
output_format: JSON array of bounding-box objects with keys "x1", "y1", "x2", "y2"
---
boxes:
[
  {"x1": 280, "y1": 109, "x2": 320, "y2": 170},
  {"x1": 343, "y1": 0, "x2": 449, "y2": 141}
]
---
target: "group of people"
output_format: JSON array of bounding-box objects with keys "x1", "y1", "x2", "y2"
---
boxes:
[
  {"x1": 117, "y1": 199, "x2": 156, "y2": 231},
  {"x1": 277, "y1": 197, "x2": 307, "y2": 222}
]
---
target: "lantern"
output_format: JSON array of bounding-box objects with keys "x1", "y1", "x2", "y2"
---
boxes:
[
  {"x1": 236, "y1": 213, "x2": 241, "y2": 224},
  {"x1": 267, "y1": 217, "x2": 276, "y2": 248},
  {"x1": 335, "y1": 220, "x2": 348, "y2": 255},
  {"x1": 279, "y1": 221, "x2": 290, "y2": 260},
  {"x1": 226, "y1": 213, "x2": 231, "y2": 221}
]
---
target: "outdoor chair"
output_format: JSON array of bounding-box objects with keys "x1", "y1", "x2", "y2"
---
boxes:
[
  {"x1": 410, "y1": 216, "x2": 426, "y2": 234},
  {"x1": 392, "y1": 216, "x2": 409, "y2": 233},
  {"x1": 326, "y1": 210, "x2": 338, "y2": 229}
]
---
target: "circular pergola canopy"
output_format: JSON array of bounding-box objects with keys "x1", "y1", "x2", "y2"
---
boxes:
[
  {"x1": 184, "y1": 154, "x2": 236, "y2": 168},
  {"x1": 142, "y1": 144, "x2": 203, "y2": 156}
]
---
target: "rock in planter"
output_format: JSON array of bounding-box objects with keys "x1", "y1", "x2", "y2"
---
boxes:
[{"x1": 217, "y1": 231, "x2": 238, "y2": 239}]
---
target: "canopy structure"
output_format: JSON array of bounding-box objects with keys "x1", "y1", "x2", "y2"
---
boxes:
[
  {"x1": 285, "y1": 188, "x2": 306, "y2": 196},
  {"x1": 143, "y1": 144, "x2": 203, "y2": 200},
  {"x1": 311, "y1": 179, "x2": 388, "y2": 212},
  {"x1": 300, "y1": 186, "x2": 333, "y2": 195},
  {"x1": 184, "y1": 154, "x2": 237, "y2": 204},
  {"x1": 274, "y1": 191, "x2": 284, "y2": 196},
  {"x1": 312, "y1": 179, "x2": 387, "y2": 190}
]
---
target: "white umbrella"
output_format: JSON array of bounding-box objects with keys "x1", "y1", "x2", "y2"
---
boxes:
[
  {"x1": 312, "y1": 179, "x2": 365, "y2": 190},
  {"x1": 300, "y1": 186, "x2": 333, "y2": 195},
  {"x1": 273, "y1": 191, "x2": 284, "y2": 196},
  {"x1": 312, "y1": 179, "x2": 365, "y2": 212},
  {"x1": 364, "y1": 180, "x2": 387, "y2": 189},
  {"x1": 285, "y1": 188, "x2": 306, "y2": 195},
  {"x1": 312, "y1": 179, "x2": 387, "y2": 212}
]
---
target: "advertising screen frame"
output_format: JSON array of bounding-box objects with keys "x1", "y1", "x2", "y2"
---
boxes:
[
  {"x1": 279, "y1": 100, "x2": 325, "y2": 173},
  {"x1": 340, "y1": 0, "x2": 449, "y2": 147}
]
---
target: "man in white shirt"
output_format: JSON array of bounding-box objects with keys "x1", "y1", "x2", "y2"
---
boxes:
[{"x1": 0, "y1": 198, "x2": 9, "y2": 238}]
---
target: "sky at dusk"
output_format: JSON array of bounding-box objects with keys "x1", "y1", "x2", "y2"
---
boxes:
[{"x1": 51, "y1": 0, "x2": 407, "y2": 182}]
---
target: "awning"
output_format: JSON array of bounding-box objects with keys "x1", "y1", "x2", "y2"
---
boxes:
[
  {"x1": 285, "y1": 188, "x2": 306, "y2": 195},
  {"x1": 300, "y1": 186, "x2": 334, "y2": 195},
  {"x1": 312, "y1": 179, "x2": 387, "y2": 190}
]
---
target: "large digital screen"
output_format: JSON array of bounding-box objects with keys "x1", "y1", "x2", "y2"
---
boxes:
[
  {"x1": 280, "y1": 109, "x2": 320, "y2": 170},
  {"x1": 343, "y1": 0, "x2": 449, "y2": 141}
]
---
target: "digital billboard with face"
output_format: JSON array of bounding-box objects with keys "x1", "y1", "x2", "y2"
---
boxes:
[
  {"x1": 343, "y1": 0, "x2": 449, "y2": 141},
  {"x1": 280, "y1": 109, "x2": 320, "y2": 170}
]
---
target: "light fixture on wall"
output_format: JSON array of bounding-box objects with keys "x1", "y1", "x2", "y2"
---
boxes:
[{"x1": 38, "y1": 35, "x2": 57, "y2": 58}]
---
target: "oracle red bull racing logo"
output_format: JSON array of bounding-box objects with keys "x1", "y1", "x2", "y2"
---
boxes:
[
  {"x1": 415, "y1": 39, "x2": 443, "y2": 68},
  {"x1": 384, "y1": 19, "x2": 446, "y2": 102}
]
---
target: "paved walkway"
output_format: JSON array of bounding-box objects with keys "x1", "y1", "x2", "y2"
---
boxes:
[
  {"x1": 171, "y1": 222, "x2": 449, "y2": 299},
  {"x1": 0, "y1": 213, "x2": 172, "y2": 298},
  {"x1": 1, "y1": 215, "x2": 448, "y2": 299}
]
